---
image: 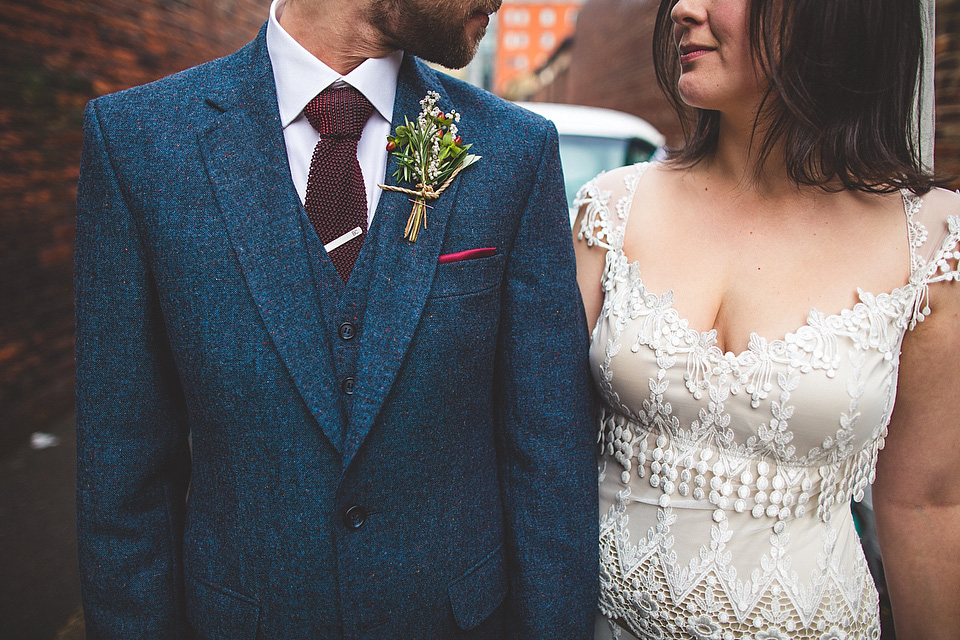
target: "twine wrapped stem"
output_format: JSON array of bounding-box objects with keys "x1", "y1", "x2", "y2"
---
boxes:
[{"x1": 379, "y1": 163, "x2": 469, "y2": 242}]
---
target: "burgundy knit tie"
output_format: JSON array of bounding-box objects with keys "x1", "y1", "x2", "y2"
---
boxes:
[{"x1": 303, "y1": 86, "x2": 374, "y2": 282}]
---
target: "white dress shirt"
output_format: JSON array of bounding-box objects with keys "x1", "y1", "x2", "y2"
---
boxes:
[{"x1": 266, "y1": 0, "x2": 403, "y2": 225}]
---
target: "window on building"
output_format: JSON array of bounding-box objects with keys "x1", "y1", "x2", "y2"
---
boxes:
[
  {"x1": 504, "y1": 31, "x2": 530, "y2": 50},
  {"x1": 540, "y1": 32, "x2": 557, "y2": 51},
  {"x1": 539, "y1": 8, "x2": 557, "y2": 27},
  {"x1": 509, "y1": 55, "x2": 530, "y2": 71},
  {"x1": 503, "y1": 7, "x2": 530, "y2": 26}
]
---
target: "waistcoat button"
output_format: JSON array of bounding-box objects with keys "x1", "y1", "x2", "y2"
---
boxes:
[
  {"x1": 338, "y1": 322, "x2": 356, "y2": 340},
  {"x1": 341, "y1": 377, "x2": 355, "y2": 395},
  {"x1": 342, "y1": 505, "x2": 367, "y2": 529}
]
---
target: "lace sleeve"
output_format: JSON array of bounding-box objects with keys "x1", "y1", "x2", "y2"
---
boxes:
[
  {"x1": 905, "y1": 189, "x2": 960, "y2": 329},
  {"x1": 573, "y1": 175, "x2": 616, "y2": 251},
  {"x1": 574, "y1": 163, "x2": 650, "y2": 252}
]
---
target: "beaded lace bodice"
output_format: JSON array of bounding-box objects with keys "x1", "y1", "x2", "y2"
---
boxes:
[{"x1": 578, "y1": 163, "x2": 960, "y2": 640}]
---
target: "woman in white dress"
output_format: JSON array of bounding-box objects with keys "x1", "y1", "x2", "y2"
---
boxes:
[{"x1": 574, "y1": 0, "x2": 960, "y2": 638}]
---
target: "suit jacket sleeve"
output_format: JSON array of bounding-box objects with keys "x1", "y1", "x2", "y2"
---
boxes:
[
  {"x1": 495, "y1": 123, "x2": 599, "y2": 638},
  {"x1": 75, "y1": 99, "x2": 193, "y2": 638}
]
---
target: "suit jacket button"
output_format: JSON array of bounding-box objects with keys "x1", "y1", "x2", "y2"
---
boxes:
[
  {"x1": 343, "y1": 505, "x2": 367, "y2": 529},
  {"x1": 341, "y1": 377, "x2": 355, "y2": 395},
  {"x1": 338, "y1": 322, "x2": 356, "y2": 340}
]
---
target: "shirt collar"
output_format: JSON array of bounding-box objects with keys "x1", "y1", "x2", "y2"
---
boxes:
[{"x1": 266, "y1": 0, "x2": 403, "y2": 128}]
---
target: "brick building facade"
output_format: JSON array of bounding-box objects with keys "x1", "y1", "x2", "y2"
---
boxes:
[
  {"x1": 936, "y1": 0, "x2": 960, "y2": 183},
  {"x1": 530, "y1": 0, "x2": 960, "y2": 188},
  {"x1": 0, "y1": 0, "x2": 264, "y2": 451},
  {"x1": 529, "y1": 0, "x2": 679, "y2": 139},
  {"x1": 496, "y1": 0, "x2": 584, "y2": 95}
]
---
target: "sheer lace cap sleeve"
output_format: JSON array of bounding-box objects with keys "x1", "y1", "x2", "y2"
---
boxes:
[
  {"x1": 574, "y1": 163, "x2": 649, "y2": 252},
  {"x1": 904, "y1": 189, "x2": 960, "y2": 328}
]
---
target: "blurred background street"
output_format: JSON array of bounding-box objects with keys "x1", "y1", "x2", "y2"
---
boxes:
[
  {"x1": 1, "y1": 0, "x2": 958, "y2": 636},
  {"x1": 0, "y1": 416, "x2": 83, "y2": 639}
]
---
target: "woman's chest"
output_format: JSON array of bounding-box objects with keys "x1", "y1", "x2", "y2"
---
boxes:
[
  {"x1": 619, "y1": 185, "x2": 911, "y2": 355},
  {"x1": 590, "y1": 266, "x2": 913, "y2": 464}
]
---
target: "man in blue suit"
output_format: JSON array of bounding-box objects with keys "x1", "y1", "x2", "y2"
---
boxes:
[{"x1": 74, "y1": 0, "x2": 597, "y2": 637}]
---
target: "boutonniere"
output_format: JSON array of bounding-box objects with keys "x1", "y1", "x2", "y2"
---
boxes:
[{"x1": 378, "y1": 91, "x2": 481, "y2": 242}]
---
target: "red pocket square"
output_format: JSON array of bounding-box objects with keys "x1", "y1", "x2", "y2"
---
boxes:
[{"x1": 437, "y1": 247, "x2": 497, "y2": 264}]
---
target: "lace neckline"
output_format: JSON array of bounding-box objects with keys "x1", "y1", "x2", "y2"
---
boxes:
[
  {"x1": 592, "y1": 163, "x2": 927, "y2": 358},
  {"x1": 605, "y1": 253, "x2": 916, "y2": 362}
]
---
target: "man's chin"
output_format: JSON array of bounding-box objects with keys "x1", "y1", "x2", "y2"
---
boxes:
[{"x1": 416, "y1": 38, "x2": 481, "y2": 70}]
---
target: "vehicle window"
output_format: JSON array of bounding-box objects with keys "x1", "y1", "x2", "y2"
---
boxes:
[
  {"x1": 556, "y1": 135, "x2": 630, "y2": 209},
  {"x1": 625, "y1": 139, "x2": 659, "y2": 166}
]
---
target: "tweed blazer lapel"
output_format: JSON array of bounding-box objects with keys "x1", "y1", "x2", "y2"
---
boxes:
[
  {"x1": 343, "y1": 58, "x2": 464, "y2": 467},
  {"x1": 198, "y1": 29, "x2": 346, "y2": 452}
]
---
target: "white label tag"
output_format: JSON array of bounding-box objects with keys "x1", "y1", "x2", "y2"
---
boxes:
[{"x1": 323, "y1": 226, "x2": 363, "y2": 253}]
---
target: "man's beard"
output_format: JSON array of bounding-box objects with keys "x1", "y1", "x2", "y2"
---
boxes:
[{"x1": 369, "y1": 0, "x2": 494, "y2": 69}]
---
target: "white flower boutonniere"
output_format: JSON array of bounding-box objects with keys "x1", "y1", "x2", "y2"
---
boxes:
[{"x1": 378, "y1": 91, "x2": 481, "y2": 242}]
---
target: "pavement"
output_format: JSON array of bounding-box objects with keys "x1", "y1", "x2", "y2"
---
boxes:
[{"x1": 0, "y1": 415, "x2": 85, "y2": 639}]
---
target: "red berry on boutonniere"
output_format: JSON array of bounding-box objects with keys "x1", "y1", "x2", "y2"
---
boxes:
[{"x1": 378, "y1": 91, "x2": 481, "y2": 242}]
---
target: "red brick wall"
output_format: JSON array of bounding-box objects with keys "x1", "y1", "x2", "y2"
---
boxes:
[
  {"x1": 0, "y1": 0, "x2": 265, "y2": 450},
  {"x1": 531, "y1": 0, "x2": 682, "y2": 144},
  {"x1": 937, "y1": 0, "x2": 960, "y2": 187}
]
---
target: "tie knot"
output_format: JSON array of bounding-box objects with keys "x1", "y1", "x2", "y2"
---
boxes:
[{"x1": 304, "y1": 86, "x2": 374, "y2": 138}]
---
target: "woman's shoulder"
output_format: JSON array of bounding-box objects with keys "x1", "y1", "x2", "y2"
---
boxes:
[
  {"x1": 910, "y1": 187, "x2": 960, "y2": 256},
  {"x1": 916, "y1": 186, "x2": 960, "y2": 213},
  {"x1": 574, "y1": 162, "x2": 656, "y2": 250},
  {"x1": 577, "y1": 162, "x2": 653, "y2": 199},
  {"x1": 902, "y1": 186, "x2": 960, "y2": 328}
]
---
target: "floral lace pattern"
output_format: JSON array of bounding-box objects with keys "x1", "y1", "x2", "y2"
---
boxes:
[{"x1": 578, "y1": 164, "x2": 960, "y2": 639}]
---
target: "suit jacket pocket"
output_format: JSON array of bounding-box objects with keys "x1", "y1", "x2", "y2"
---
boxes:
[
  {"x1": 428, "y1": 253, "x2": 504, "y2": 299},
  {"x1": 185, "y1": 573, "x2": 260, "y2": 640},
  {"x1": 447, "y1": 543, "x2": 508, "y2": 631}
]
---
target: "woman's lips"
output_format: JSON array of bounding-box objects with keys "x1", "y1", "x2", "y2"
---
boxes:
[{"x1": 679, "y1": 46, "x2": 714, "y2": 65}]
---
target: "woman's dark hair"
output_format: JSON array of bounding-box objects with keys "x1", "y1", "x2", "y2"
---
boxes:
[{"x1": 653, "y1": 0, "x2": 945, "y2": 193}]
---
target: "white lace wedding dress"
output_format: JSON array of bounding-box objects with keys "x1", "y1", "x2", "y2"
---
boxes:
[{"x1": 578, "y1": 163, "x2": 960, "y2": 640}]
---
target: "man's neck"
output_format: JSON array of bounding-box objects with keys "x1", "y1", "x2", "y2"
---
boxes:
[{"x1": 278, "y1": 0, "x2": 393, "y2": 74}]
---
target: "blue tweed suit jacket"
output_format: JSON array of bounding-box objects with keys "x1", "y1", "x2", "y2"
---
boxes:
[{"x1": 75, "y1": 26, "x2": 597, "y2": 640}]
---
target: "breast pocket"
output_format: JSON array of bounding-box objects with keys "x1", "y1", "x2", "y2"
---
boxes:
[
  {"x1": 447, "y1": 543, "x2": 508, "y2": 631},
  {"x1": 427, "y1": 253, "x2": 504, "y2": 299},
  {"x1": 185, "y1": 574, "x2": 260, "y2": 640}
]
